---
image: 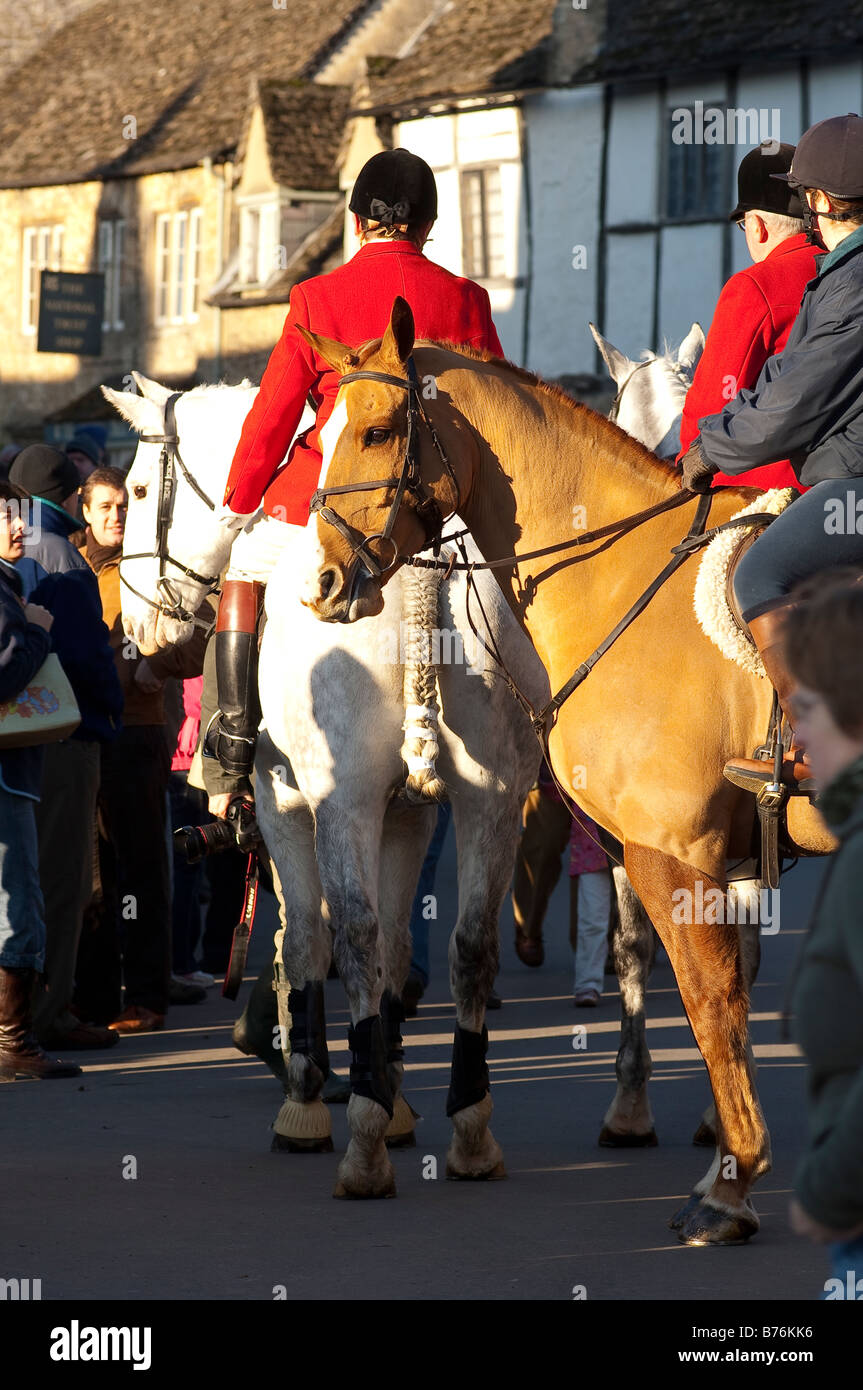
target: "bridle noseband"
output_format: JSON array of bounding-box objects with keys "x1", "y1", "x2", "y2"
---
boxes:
[
  {"x1": 120, "y1": 391, "x2": 223, "y2": 622},
  {"x1": 308, "y1": 357, "x2": 460, "y2": 580}
]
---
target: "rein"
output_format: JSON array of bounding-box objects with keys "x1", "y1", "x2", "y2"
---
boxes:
[{"x1": 119, "y1": 391, "x2": 222, "y2": 622}]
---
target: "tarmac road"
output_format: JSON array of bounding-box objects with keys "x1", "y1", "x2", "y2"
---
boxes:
[{"x1": 1, "y1": 834, "x2": 832, "y2": 1303}]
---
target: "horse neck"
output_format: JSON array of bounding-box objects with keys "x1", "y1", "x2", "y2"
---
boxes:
[{"x1": 440, "y1": 357, "x2": 680, "y2": 560}]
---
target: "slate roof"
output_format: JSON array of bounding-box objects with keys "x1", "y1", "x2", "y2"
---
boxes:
[
  {"x1": 0, "y1": 0, "x2": 370, "y2": 187},
  {"x1": 592, "y1": 0, "x2": 863, "y2": 83},
  {"x1": 256, "y1": 81, "x2": 351, "y2": 191},
  {"x1": 361, "y1": 0, "x2": 560, "y2": 113},
  {"x1": 358, "y1": 0, "x2": 863, "y2": 113}
]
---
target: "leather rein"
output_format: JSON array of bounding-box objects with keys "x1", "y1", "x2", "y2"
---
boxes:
[{"x1": 119, "y1": 391, "x2": 222, "y2": 622}]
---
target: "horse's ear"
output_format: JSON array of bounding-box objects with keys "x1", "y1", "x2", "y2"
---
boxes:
[
  {"x1": 131, "y1": 371, "x2": 173, "y2": 405},
  {"x1": 101, "y1": 384, "x2": 162, "y2": 433},
  {"x1": 589, "y1": 323, "x2": 631, "y2": 386},
  {"x1": 380, "y1": 296, "x2": 415, "y2": 373},
  {"x1": 678, "y1": 323, "x2": 705, "y2": 372},
  {"x1": 295, "y1": 324, "x2": 359, "y2": 374}
]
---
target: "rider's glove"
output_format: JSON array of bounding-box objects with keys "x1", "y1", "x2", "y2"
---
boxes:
[{"x1": 680, "y1": 437, "x2": 717, "y2": 494}]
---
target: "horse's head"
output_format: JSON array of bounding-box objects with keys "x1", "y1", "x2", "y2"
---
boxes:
[
  {"x1": 102, "y1": 374, "x2": 256, "y2": 653},
  {"x1": 297, "y1": 297, "x2": 472, "y2": 623},
  {"x1": 590, "y1": 322, "x2": 704, "y2": 458}
]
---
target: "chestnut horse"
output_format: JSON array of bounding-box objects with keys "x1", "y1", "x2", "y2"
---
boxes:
[{"x1": 295, "y1": 297, "x2": 832, "y2": 1246}]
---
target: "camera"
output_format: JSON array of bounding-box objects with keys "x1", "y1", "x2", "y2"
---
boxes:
[{"x1": 173, "y1": 795, "x2": 261, "y2": 864}]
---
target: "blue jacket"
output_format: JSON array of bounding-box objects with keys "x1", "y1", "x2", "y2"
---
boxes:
[
  {"x1": 699, "y1": 228, "x2": 863, "y2": 485},
  {"x1": 0, "y1": 559, "x2": 51, "y2": 799},
  {"x1": 18, "y1": 496, "x2": 122, "y2": 743}
]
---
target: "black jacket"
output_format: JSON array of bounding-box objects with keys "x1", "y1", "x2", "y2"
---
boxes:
[
  {"x1": 699, "y1": 229, "x2": 863, "y2": 486},
  {"x1": 17, "y1": 497, "x2": 122, "y2": 743},
  {"x1": 0, "y1": 559, "x2": 51, "y2": 799}
]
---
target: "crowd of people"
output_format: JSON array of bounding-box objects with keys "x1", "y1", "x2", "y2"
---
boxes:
[
  {"x1": 0, "y1": 440, "x2": 248, "y2": 1083},
  {"x1": 1, "y1": 126, "x2": 862, "y2": 1286}
]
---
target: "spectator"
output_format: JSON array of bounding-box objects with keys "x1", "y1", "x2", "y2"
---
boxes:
[
  {"x1": 65, "y1": 433, "x2": 101, "y2": 487},
  {"x1": 79, "y1": 468, "x2": 211, "y2": 1033},
  {"x1": 167, "y1": 675, "x2": 216, "y2": 987},
  {"x1": 8, "y1": 447, "x2": 123, "y2": 1052},
  {"x1": 568, "y1": 813, "x2": 613, "y2": 1008},
  {"x1": 782, "y1": 578, "x2": 863, "y2": 1292},
  {"x1": 0, "y1": 481, "x2": 80, "y2": 1080},
  {"x1": 511, "y1": 762, "x2": 571, "y2": 968}
]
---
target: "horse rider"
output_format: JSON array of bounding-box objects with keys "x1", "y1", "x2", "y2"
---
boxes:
[
  {"x1": 204, "y1": 148, "x2": 504, "y2": 801},
  {"x1": 680, "y1": 114, "x2": 863, "y2": 793},
  {"x1": 677, "y1": 140, "x2": 818, "y2": 491}
]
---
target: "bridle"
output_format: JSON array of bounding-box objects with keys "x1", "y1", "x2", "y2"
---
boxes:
[
  {"x1": 119, "y1": 391, "x2": 222, "y2": 622},
  {"x1": 607, "y1": 358, "x2": 656, "y2": 424},
  {"x1": 308, "y1": 357, "x2": 460, "y2": 580}
]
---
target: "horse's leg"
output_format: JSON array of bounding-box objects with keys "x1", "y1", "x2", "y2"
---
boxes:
[
  {"x1": 254, "y1": 748, "x2": 333, "y2": 1153},
  {"x1": 444, "y1": 794, "x2": 516, "y2": 1181},
  {"x1": 692, "y1": 877, "x2": 763, "y2": 1148},
  {"x1": 377, "y1": 798, "x2": 436, "y2": 1148},
  {"x1": 316, "y1": 803, "x2": 396, "y2": 1199},
  {"x1": 598, "y1": 866, "x2": 658, "y2": 1147},
  {"x1": 624, "y1": 843, "x2": 770, "y2": 1244}
]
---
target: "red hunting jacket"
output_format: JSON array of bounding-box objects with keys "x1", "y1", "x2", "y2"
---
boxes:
[
  {"x1": 224, "y1": 239, "x2": 504, "y2": 522},
  {"x1": 677, "y1": 233, "x2": 819, "y2": 489}
]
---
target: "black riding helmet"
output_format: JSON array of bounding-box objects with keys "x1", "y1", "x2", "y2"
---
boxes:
[{"x1": 349, "y1": 148, "x2": 438, "y2": 229}]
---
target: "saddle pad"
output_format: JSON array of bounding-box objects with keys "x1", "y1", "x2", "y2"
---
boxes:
[{"x1": 693, "y1": 489, "x2": 795, "y2": 676}]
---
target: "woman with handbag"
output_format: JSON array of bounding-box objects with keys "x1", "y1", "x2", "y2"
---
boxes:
[{"x1": 0, "y1": 481, "x2": 81, "y2": 1079}]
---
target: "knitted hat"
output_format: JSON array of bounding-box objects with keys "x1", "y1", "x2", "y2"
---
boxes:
[
  {"x1": 67, "y1": 432, "x2": 101, "y2": 467},
  {"x1": 10, "y1": 444, "x2": 80, "y2": 505}
]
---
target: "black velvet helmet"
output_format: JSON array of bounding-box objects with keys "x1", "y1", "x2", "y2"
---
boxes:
[{"x1": 349, "y1": 149, "x2": 438, "y2": 227}]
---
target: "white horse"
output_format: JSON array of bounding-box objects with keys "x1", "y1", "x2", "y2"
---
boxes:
[
  {"x1": 590, "y1": 322, "x2": 705, "y2": 458},
  {"x1": 104, "y1": 374, "x2": 545, "y2": 1199}
]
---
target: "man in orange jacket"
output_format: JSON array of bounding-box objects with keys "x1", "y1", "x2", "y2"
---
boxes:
[
  {"x1": 205, "y1": 148, "x2": 504, "y2": 782},
  {"x1": 677, "y1": 141, "x2": 819, "y2": 489}
]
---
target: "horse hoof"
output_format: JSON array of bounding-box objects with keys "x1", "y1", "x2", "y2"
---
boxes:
[
  {"x1": 445, "y1": 1159, "x2": 507, "y2": 1181},
  {"x1": 691, "y1": 1120, "x2": 717, "y2": 1148},
  {"x1": 676, "y1": 1199, "x2": 759, "y2": 1246},
  {"x1": 668, "y1": 1192, "x2": 702, "y2": 1230},
  {"x1": 598, "y1": 1125, "x2": 658, "y2": 1148},
  {"x1": 270, "y1": 1133, "x2": 334, "y2": 1154},
  {"x1": 332, "y1": 1175, "x2": 397, "y2": 1200}
]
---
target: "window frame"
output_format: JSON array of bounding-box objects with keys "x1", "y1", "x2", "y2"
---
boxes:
[
  {"x1": 21, "y1": 223, "x2": 63, "y2": 334},
  {"x1": 459, "y1": 164, "x2": 506, "y2": 282}
]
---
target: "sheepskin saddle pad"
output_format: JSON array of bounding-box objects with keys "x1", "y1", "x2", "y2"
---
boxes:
[{"x1": 693, "y1": 488, "x2": 796, "y2": 676}]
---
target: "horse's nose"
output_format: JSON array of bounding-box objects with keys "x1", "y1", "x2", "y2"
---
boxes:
[{"x1": 319, "y1": 568, "x2": 337, "y2": 599}]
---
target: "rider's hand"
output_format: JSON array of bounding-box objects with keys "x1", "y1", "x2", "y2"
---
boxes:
[
  {"x1": 208, "y1": 793, "x2": 234, "y2": 820},
  {"x1": 680, "y1": 438, "x2": 717, "y2": 494},
  {"x1": 24, "y1": 603, "x2": 53, "y2": 632}
]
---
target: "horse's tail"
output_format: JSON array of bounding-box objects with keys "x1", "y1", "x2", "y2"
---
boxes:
[{"x1": 401, "y1": 563, "x2": 447, "y2": 804}]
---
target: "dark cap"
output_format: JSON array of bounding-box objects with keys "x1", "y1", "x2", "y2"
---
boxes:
[
  {"x1": 10, "y1": 444, "x2": 79, "y2": 505},
  {"x1": 730, "y1": 142, "x2": 803, "y2": 221},
  {"x1": 349, "y1": 148, "x2": 437, "y2": 227},
  {"x1": 66, "y1": 432, "x2": 101, "y2": 467},
  {"x1": 772, "y1": 114, "x2": 863, "y2": 197}
]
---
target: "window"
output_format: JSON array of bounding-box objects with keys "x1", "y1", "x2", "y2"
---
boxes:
[
  {"x1": 21, "y1": 224, "x2": 63, "y2": 333},
  {"x1": 460, "y1": 167, "x2": 506, "y2": 280},
  {"x1": 239, "y1": 201, "x2": 278, "y2": 286},
  {"x1": 98, "y1": 219, "x2": 125, "y2": 331},
  {"x1": 154, "y1": 209, "x2": 202, "y2": 323},
  {"x1": 665, "y1": 107, "x2": 727, "y2": 220}
]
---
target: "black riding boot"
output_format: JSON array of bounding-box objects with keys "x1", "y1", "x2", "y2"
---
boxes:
[{"x1": 203, "y1": 580, "x2": 264, "y2": 779}]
